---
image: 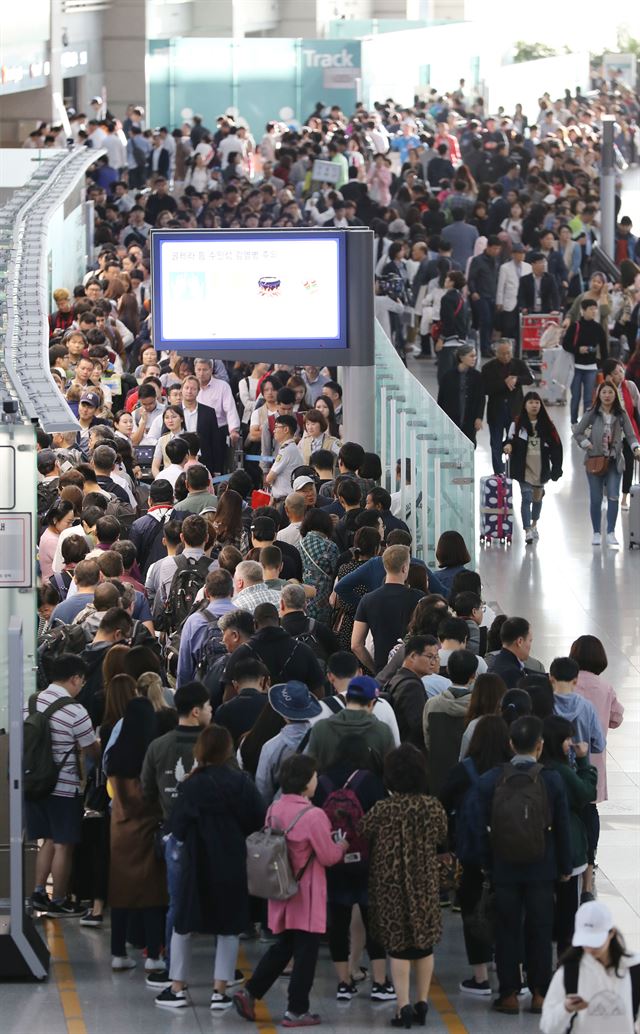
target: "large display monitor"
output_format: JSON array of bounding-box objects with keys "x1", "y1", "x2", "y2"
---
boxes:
[{"x1": 151, "y1": 229, "x2": 348, "y2": 353}]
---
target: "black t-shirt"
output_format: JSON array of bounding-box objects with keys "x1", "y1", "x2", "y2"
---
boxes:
[{"x1": 354, "y1": 583, "x2": 424, "y2": 672}]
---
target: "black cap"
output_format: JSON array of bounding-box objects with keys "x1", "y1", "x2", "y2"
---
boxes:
[{"x1": 251, "y1": 516, "x2": 276, "y2": 540}]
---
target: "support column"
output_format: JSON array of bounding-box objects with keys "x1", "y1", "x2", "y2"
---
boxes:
[
  {"x1": 600, "y1": 115, "x2": 616, "y2": 260},
  {"x1": 102, "y1": 0, "x2": 147, "y2": 118}
]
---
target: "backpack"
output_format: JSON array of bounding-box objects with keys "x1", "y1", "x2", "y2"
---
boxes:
[
  {"x1": 193, "y1": 610, "x2": 227, "y2": 681},
  {"x1": 105, "y1": 494, "x2": 137, "y2": 530},
  {"x1": 454, "y1": 757, "x2": 482, "y2": 864},
  {"x1": 49, "y1": 570, "x2": 73, "y2": 602},
  {"x1": 37, "y1": 479, "x2": 59, "y2": 518},
  {"x1": 489, "y1": 762, "x2": 551, "y2": 864},
  {"x1": 157, "y1": 554, "x2": 211, "y2": 634},
  {"x1": 246, "y1": 803, "x2": 315, "y2": 900},
  {"x1": 294, "y1": 618, "x2": 329, "y2": 672},
  {"x1": 23, "y1": 694, "x2": 76, "y2": 801},
  {"x1": 319, "y1": 770, "x2": 369, "y2": 867},
  {"x1": 36, "y1": 622, "x2": 89, "y2": 690},
  {"x1": 563, "y1": 957, "x2": 640, "y2": 1032}
]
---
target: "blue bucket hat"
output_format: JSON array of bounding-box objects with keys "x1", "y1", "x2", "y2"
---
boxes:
[{"x1": 269, "y1": 680, "x2": 322, "y2": 721}]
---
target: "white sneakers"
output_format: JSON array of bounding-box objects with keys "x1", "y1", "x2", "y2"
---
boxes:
[
  {"x1": 593, "y1": 532, "x2": 620, "y2": 548},
  {"x1": 525, "y1": 529, "x2": 534, "y2": 544},
  {"x1": 112, "y1": 956, "x2": 136, "y2": 971}
]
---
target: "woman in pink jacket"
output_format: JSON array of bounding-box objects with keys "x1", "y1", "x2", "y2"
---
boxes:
[
  {"x1": 233, "y1": 751, "x2": 347, "y2": 1028},
  {"x1": 569, "y1": 635, "x2": 624, "y2": 804}
]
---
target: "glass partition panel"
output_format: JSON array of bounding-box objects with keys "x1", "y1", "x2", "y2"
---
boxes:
[{"x1": 375, "y1": 320, "x2": 475, "y2": 567}]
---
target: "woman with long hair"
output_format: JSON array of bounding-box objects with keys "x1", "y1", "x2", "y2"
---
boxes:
[
  {"x1": 314, "y1": 394, "x2": 341, "y2": 439},
  {"x1": 540, "y1": 901, "x2": 639, "y2": 1034},
  {"x1": 104, "y1": 696, "x2": 166, "y2": 974},
  {"x1": 572, "y1": 381, "x2": 640, "y2": 547},
  {"x1": 158, "y1": 725, "x2": 264, "y2": 1011},
  {"x1": 541, "y1": 715, "x2": 597, "y2": 957},
  {"x1": 439, "y1": 715, "x2": 512, "y2": 997},
  {"x1": 211, "y1": 488, "x2": 243, "y2": 551},
  {"x1": 458, "y1": 673, "x2": 507, "y2": 759},
  {"x1": 503, "y1": 391, "x2": 563, "y2": 544},
  {"x1": 602, "y1": 357, "x2": 640, "y2": 510},
  {"x1": 361, "y1": 745, "x2": 448, "y2": 1026}
]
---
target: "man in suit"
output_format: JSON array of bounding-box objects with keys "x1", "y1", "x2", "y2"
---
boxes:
[
  {"x1": 180, "y1": 375, "x2": 223, "y2": 476},
  {"x1": 489, "y1": 616, "x2": 533, "y2": 688},
  {"x1": 517, "y1": 252, "x2": 560, "y2": 314}
]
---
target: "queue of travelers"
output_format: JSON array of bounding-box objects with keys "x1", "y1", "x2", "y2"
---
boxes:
[{"x1": 26, "y1": 77, "x2": 640, "y2": 1031}]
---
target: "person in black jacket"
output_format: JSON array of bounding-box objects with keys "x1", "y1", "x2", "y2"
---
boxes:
[
  {"x1": 157, "y1": 725, "x2": 264, "y2": 1010},
  {"x1": 477, "y1": 715, "x2": 572, "y2": 1015},
  {"x1": 562, "y1": 298, "x2": 608, "y2": 425},
  {"x1": 386, "y1": 635, "x2": 436, "y2": 751},
  {"x1": 517, "y1": 252, "x2": 561, "y2": 314},
  {"x1": 434, "y1": 271, "x2": 470, "y2": 381},
  {"x1": 437, "y1": 344, "x2": 485, "y2": 446},
  {"x1": 468, "y1": 237, "x2": 501, "y2": 357},
  {"x1": 503, "y1": 391, "x2": 563, "y2": 544},
  {"x1": 489, "y1": 616, "x2": 533, "y2": 689},
  {"x1": 482, "y1": 340, "x2": 535, "y2": 474}
]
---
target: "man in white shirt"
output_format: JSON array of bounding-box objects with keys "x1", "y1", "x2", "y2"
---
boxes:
[
  {"x1": 133, "y1": 384, "x2": 165, "y2": 445},
  {"x1": 277, "y1": 492, "x2": 306, "y2": 548},
  {"x1": 154, "y1": 437, "x2": 188, "y2": 488},
  {"x1": 496, "y1": 241, "x2": 531, "y2": 343},
  {"x1": 194, "y1": 359, "x2": 240, "y2": 444}
]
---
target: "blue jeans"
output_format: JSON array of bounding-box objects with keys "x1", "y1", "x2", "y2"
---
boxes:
[
  {"x1": 570, "y1": 367, "x2": 597, "y2": 424},
  {"x1": 520, "y1": 482, "x2": 545, "y2": 529},
  {"x1": 165, "y1": 834, "x2": 185, "y2": 969},
  {"x1": 586, "y1": 463, "x2": 621, "y2": 533}
]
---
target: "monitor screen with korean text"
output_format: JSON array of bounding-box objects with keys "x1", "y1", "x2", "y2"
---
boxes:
[{"x1": 151, "y1": 230, "x2": 348, "y2": 352}]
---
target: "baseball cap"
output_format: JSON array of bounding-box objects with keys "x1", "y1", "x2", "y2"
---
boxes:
[
  {"x1": 572, "y1": 901, "x2": 613, "y2": 949},
  {"x1": 346, "y1": 675, "x2": 380, "y2": 703},
  {"x1": 80, "y1": 391, "x2": 100, "y2": 407},
  {"x1": 292, "y1": 475, "x2": 314, "y2": 491},
  {"x1": 251, "y1": 516, "x2": 276, "y2": 540}
]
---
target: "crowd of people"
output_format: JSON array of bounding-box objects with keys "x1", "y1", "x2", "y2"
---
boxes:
[{"x1": 24, "y1": 77, "x2": 640, "y2": 1031}]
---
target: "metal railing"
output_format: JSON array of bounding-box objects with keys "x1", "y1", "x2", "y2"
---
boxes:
[{"x1": 375, "y1": 321, "x2": 475, "y2": 566}]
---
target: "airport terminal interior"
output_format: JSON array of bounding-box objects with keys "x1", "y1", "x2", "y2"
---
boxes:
[{"x1": 1, "y1": 4, "x2": 640, "y2": 1033}]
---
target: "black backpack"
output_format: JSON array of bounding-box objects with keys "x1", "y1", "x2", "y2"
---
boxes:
[
  {"x1": 49, "y1": 570, "x2": 73, "y2": 602},
  {"x1": 489, "y1": 762, "x2": 551, "y2": 864},
  {"x1": 23, "y1": 694, "x2": 76, "y2": 801},
  {"x1": 37, "y1": 622, "x2": 88, "y2": 690},
  {"x1": 160, "y1": 554, "x2": 212, "y2": 634},
  {"x1": 293, "y1": 618, "x2": 329, "y2": 672}
]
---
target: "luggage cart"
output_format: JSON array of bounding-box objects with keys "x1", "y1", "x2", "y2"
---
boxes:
[{"x1": 520, "y1": 313, "x2": 562, "y2": 383}]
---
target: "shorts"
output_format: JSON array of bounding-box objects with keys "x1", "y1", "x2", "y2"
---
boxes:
[
  {"x1": 389, "y1": 946, "x2": 433, "y2": 961},
  {"x1": 26, "y1": 793, "x2": 84, "y2": 845}
]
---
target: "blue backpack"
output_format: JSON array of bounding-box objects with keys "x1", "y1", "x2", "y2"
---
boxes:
[{"x1": 454, "y1": 757, "x2": 482, "y2": 864}]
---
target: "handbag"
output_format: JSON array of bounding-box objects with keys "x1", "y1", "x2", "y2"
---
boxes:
[
  {"x1": 586, "y1": 455, "x2": 609, "y2": 476},
  {"x1": 246, "y1": 804, "x2": 315, "y2": 900},
  {"x1": 464, "y1": 877, "x2": 496, "y2": 943},
  {"x1": 84, "y1": 767, "x2": 109, "y2": 817}
]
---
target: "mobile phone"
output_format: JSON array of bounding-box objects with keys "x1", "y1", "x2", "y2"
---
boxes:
[{"x1": 332, "y1": 829, "x2": 344, "y2": 843}]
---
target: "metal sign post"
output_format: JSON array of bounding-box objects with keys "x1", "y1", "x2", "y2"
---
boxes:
[{"x1": 600, "y1": 115, "x2": 616, "y2": 260}]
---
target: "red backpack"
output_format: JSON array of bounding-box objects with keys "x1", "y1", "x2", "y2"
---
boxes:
[{"x1": 319, "y1": 770, "x2": 369, "y2": 867}]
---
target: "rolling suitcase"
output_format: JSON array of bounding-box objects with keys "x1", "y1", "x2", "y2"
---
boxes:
[
  {"x1": 629, "y1": 461, "x2": 640, "y2": 549},
  {"x1": 480, "y1": 461, "x2": 514, "y2": 545}
]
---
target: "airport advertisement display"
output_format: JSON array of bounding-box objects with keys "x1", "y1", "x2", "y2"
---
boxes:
[{"x1": 151, "y1": 230, "x2": 348, "y2": 353}]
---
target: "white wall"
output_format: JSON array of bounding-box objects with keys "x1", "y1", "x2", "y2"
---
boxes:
[
  {"x1": 361, "y1": 21, "x2": 480, "y2": 107},
  {"x1": 484, "y1": 52, "x2": 591, "y2": 120}
]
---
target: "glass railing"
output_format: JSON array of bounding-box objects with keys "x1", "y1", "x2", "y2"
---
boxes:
[{"x1": 374, "y1": 320, "x2": 475, "y2": 566}]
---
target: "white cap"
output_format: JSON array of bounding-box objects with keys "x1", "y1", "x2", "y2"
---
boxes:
[
  {"x1": 572, "y1": 901, "x2": 613, "y2": 949},
  {"x1": 292, "y1": 475, "x2": 314, "y2": 491}
]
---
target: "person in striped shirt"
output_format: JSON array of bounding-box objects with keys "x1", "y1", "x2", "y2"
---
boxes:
[{"x1": 27, "y1": 654, "x2": 100, "y2": 918}]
